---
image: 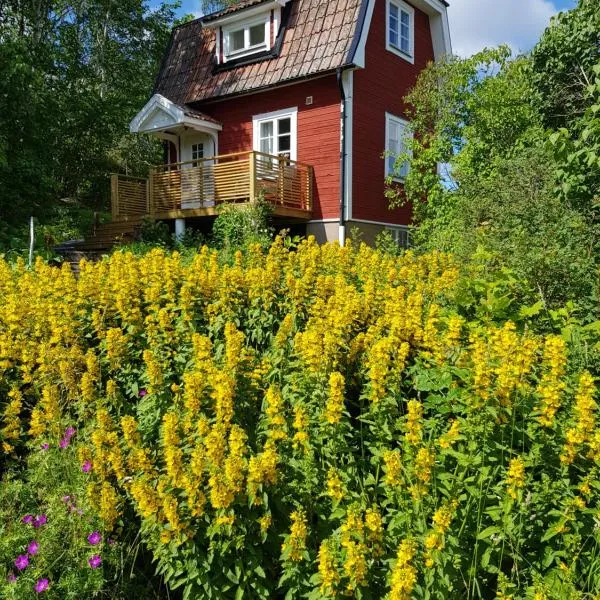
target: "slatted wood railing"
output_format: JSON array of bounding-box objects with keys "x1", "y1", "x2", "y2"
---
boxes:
[{"x1": 111, "y1": 151, "x2": 313, "y2": 221}]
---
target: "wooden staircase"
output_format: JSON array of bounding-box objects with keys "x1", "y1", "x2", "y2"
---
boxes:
[
  {"x1": 54, "y1": 219, "x2": 142, "y2": 271},
  {"x1": 78, "y1": 219, "x2": 142, "y2": 251}
]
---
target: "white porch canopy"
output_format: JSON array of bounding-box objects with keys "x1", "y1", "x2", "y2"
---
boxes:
[{"x1": 129, "y1": 94, "x2": 222, "y2": 139}]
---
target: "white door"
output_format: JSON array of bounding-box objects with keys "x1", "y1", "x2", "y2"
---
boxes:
[{"x1": 181, "y1": 133, "x2": 215, "y2": 209}]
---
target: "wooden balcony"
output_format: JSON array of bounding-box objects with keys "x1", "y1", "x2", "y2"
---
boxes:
[{"x1": 110, "y1": 151, "x2": 314, "y2": 222}]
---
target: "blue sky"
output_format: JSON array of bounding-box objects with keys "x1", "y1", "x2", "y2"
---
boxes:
[{"x1": 173, "y1": 0, "x2": 578, "y2": 57}]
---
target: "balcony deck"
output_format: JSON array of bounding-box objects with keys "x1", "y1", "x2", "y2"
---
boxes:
[{"x1": 111, "y1": 151, "x2": 314, "y2": 222}]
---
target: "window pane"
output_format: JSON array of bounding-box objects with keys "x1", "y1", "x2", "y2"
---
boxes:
[
  {"x1": 389, "y1": 3, "x2": 399, "y2": 47},
  {"x1": 230, "y1": 29, "x2": 245, "y2": 52},
  {"x1": 278, "y1": 135, "x2": 291, "y2": 153},
  {"x1": 278, "y1": 117, "x2": 291, "y2": 134},
  {"x1": 260, "y1": 121, "x2": 274, "y2": 139},
  {"x1": 249, "y1": 23, "x2": 265, "y2": 46},
  {"x1": 260, "y1": 137, "x2": 273, "y2": 155}
]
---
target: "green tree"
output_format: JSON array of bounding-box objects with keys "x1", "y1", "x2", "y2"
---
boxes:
[{"x1": 530, "y1": 0, "x2": 600, "y2": 129}]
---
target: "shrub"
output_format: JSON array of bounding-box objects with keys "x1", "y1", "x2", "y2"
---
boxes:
[{"x1": 0, "y1": 241, "x2": 599, "y2": 599}]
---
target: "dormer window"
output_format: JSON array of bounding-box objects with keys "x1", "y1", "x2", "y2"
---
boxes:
[
  {"x1": 223, "y1": 17, "x2": 269, "y2": 60},
  {"x1": 204, "y1": 0, "x2": 290, "y2": 66}
]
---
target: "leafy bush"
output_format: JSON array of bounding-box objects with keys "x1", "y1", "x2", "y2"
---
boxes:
[{"x1": 1, "y1": 242, "x2": 600, "y2": 599}]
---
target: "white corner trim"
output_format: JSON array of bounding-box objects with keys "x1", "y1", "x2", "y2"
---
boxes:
[
  {"x1": 342, "y1": 70, "x2": 354, "y2": 221},
  {"x1": 386, "y1": 0, "x2": 415, "y2": 64},
  {"x1": 351, "y1": 0, "x2": 376, "y2": 69},
  {"x1": 252, "y1": 106, "x2": 298, "y2": 161},
  {"x1": 404, "y1": 0, "x2": 452, "y2": 59},
  {"x1": 273, "y1": 7, "x2": 281, "y2": 43}
]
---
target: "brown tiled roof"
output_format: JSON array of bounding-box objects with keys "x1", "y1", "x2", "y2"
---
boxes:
[
  {"x1": 154, "y1": 0, "x2": 365, "y2": 106},
  {"x1": 182, "y1": 105, "x2": 222, "y2": 125},
  {"x1": 202, "y1": 0, "x2": 271, "y2": 23}
]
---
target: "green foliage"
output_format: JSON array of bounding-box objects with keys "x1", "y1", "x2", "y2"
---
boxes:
[
  {"x1": 530, "y1": 0, "x2": 600, "y2": 129},
  {"x1": 0, "y1": 0, "x2": 179, "y2": 249},
  {"x1": 0, "y1": 437, "x2": 164, "y2": 599},
  {"x1": 212, "y1": 199, "x2": 274, "y2": 258}
]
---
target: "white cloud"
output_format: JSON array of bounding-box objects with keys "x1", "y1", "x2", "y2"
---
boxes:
[{"x1": 448, "y1": 0, "x2": 559, "y2": 58}]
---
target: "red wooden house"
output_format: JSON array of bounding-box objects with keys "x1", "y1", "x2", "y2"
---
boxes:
[{"x1": 112, "y1": 0, "x2": 451, "y2": 245}]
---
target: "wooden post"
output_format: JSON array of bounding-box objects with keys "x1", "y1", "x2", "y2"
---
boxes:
[
  {"x1": 249, "y1": 151, "x2": 256, "y2": 203},
  {"x1": 307, "y1": 166, "x2": 314, "y2": 212},
  {"x1": 110, "y1": 174, "x2": 119, "y2": 220},
  {"x1": 148, "y1": 170, "x2": 154, "y2": 216},
  {"x1": 278, "y1": 155, "x2": 285, "y2": 206}
]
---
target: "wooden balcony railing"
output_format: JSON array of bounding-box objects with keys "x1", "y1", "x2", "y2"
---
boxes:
[{"x1": 110, "y1": 151, "x2": 314, "y2": 222}]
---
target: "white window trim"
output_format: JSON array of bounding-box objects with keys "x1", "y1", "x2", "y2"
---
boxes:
[
  {"x1": 252, "y1": 107, "x2": 298, "y2": 161},
  {"x1": 386, "y1": 0, "x2": 415, "y2": 64},
  {"x1": 222, "y1": 14, "x2": 270, "y2": 62},
  {"x1": 385, "y1": 112, "x2": 412, "y2": 181},
  {"x1": 385, "y1": 225, "x2": 411, "y2": 248}
]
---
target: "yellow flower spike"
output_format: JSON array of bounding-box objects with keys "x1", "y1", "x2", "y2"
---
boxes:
[
  {"x1": 325, "y1": 372, "x2": 345, "y2": 425},
  {"x1": 318, "y1": 540, "x2": 340, "y2": 596},
  {"x1": 282, "y1": 510, "x2": 308, "y2": 562},
  {"x1": 405, "y1": 400, "x2": 423, "y2": 446},
  {"x1": 388, "y1": 539, "x2": 417, "y2": 600},
  {"x1": 326, "y1": 468, "x2": 345, "y2": 504},
  {"x1": 506, "y1": 457, "x2": 526, "y2": 500},
  {"x1": 383, "y1": 450, "x2": 403, "y2": 488}
]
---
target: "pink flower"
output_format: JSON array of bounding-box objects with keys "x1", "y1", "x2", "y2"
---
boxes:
[
  {"x1": 7, "y1": 572, "x2": 17, "y2": 584},
  {"x1": 34, "y1": 578, "x2": 49, "y2": 593},
  {"x1": 15, "y1": 554, "x2": 29, "y2": 571},
  {"x1": 59, "y1": 437, "x2": 70, "y2": 449},
  {"x1": 64, "y1": 427, "x2": 76, "y2": 439},
  {"x1": 81, "y1": 460, "x2": 92, "y2": 473},
  {"x1": 138, "y1": 388, "x2": 147, "y2": 397},
  {"x1": 88, "y1": 554, "x2": 102, "y2": 569},
  {"x1": 87, "y1": 531, "x2": 102, "y2": 545},
  {"x1": 33, "y1": 515, "x2": 47, "y2": 528},
  {"x1": 28, "y1": 541, "x2": 40, "y2": 556},
  {"x1": 61, "y1": 495, "x2": 71, "y2": 504},
  {"x1": 22, "y1": 514, "x2": 34, "y2": 524},
  {"x1": 40, "y1": 443, "x2": 49, "y2": 451}
]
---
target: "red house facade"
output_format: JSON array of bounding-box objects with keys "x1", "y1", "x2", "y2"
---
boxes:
[{"x1": 121, "y1": 0, "x2": 451, "y2": 245}]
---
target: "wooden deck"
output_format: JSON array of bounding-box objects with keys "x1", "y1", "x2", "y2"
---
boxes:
[{"x1": 111, "y1": 151, "x2": 314, "y2": 222}]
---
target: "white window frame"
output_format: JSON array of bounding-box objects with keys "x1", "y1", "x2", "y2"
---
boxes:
[
  {"x1": 385, "y1": 112, "x2": 412, "y2": 181},
  {"x1": 385, "y1": 226, "x2": 411, "y2": 248},
  {"x1": 222, "y1": 15, "x2": 270, "y2": 62},
  {"x1": 386, "y1": 0, "x2": 415, "y2": 64},
  {"x1": 252, "y1": 107, "x2": 298, "y2": 160}
]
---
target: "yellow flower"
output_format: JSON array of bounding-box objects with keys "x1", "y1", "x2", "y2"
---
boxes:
[
  {"x1": 326, "y1": 468, "x2": 345, "y2": 503},
  {"x1": 388, "y1": 539, "x2": 417, "y2": 600},
  {"x1": 506, "y1": 457, "x2": 526, "y2": 500},
  {"x1": 282, "y1": 510, "x2": 307, "y2": 562},
  {"x1": 383, "y1": 450, "x2": 403, "y2": 487},
  {"x1": 318, "y1": 540, "x2": 340, "y2": 596},
  {"x1": 325, "y1": 372, "x2": 345, "y2": 425},
  {"x1": 405, "y1": 400, "x2": 423, "y2": 445}
]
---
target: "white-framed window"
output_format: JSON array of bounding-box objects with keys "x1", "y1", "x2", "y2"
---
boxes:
[
  {"x1": 386, "y1": 226, "x2": 411, "y2": 249},
  {"x1": 191, "y1": 143, "x2": 204, "y2": 167},
  {"x1": 252, "y1": 107, "x2": 298, "y2": 160},
  {"x1": 386, "y1": 0, "x2": 414, "y2": 62},
  {"x1": 222, "y1": 15, "x2": 269, "y2": 61},
  {"x1": 385, "y1": 113, "x2": 412, "y2": 180}
]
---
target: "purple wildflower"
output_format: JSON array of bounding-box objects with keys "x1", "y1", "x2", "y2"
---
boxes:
[
  {"x1": 81, "y1": 460, "x2": 92, "y2": 473},
  {"x1": 61, "y1": 495, "x2": 71, "y2": 504},
  {"x1": 14, "y1": 554, "x2": 29, "y2": 571},
  {"x1": 27, "y1": 541, "x2": 40, "y2": 556},
  {"x1": 33, "y1": 515, "x2": 47, "y2": 528},
  {"x1": 40, "y1": 443, "x2": 49, "y2": 451},
  {"x1": 88, "y1": 554, "x2": 102, "y2": 569},
  {"x1": 138, "y1": 388, "x2": 147, "y2": 398},
  {"x1": 34, "y1": 578, "x2": 49, "y2": 593},
  {"x1": 64, "y1": 426, "x2": 76, "y2": 439},
  {"x1": 59, "y1": 437, "x2": 70, "y2": 449},
  {"x1": 87, "y1": 531, "x2": 102, "y2": 546},
  {"x1": 22, "y1": 514, "x2": 34, "y2": 525},
  {"x1": 7, "y1": 572, "x2": 17, "y2": 584}
]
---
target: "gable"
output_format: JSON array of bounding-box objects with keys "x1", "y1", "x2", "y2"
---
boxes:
[{"x1": 154, "y1": 0, "x2": 364, "y2": 106}]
